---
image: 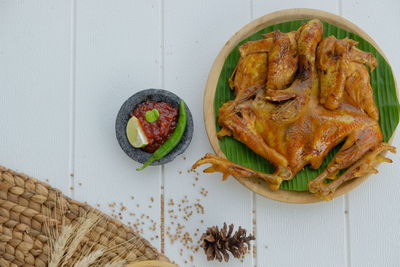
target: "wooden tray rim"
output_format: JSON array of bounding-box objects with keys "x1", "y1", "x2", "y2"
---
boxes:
[{"x1": 203, "y1": 8, "x2": 398, "y2": 204}]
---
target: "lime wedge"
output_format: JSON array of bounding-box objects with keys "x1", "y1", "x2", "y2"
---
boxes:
[{"x1": 126, "y1": 116, "x2": 148, "y2": 148}]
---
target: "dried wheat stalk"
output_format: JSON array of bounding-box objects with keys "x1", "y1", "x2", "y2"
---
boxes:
[
  {"x1": 74, "y1": 250, "x2": 104, "y2": 267},
  {"x1": 48, "y1": 225, "x2": 75, "y2": 267},
  {"x1": 46, "y1": 202, "x2": 126, "y2": 267}
]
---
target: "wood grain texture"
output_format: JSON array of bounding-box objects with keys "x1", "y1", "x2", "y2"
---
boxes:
[
  {"x1": 256, "y1": 197, "x2": 346, "y2": 267},
  {"x1": 252, "y1": 0, "x2": 339, "y2": 17},
  {"x1": 202, "y1": 8, "x2": 397, "y2": 203},
  {"x1": 0, "y1": 0, "x2": 72, "y2": 194},
  {"x1": 342, "y1": 1, "x2": 400, "y2": 266},
  {"x1": 162, "y1": 1, "x2": 255, "y2": 266},
  {"x1": 1, "y1": 1, "x2": 399, "y2": 266},
  {"x1": 72, "y1": 0, "x2": 163, "y2": 250}
]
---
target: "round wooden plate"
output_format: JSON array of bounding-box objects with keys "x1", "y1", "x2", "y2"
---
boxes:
[{"x1": 203, "y1": 8, "x2": 398, "y2": 203}]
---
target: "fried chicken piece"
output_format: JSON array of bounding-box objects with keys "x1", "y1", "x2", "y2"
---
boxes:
[
  {"x1": 228, "y1": 53, "x2": 268, "y2": 97},
  {"x1": 266, "y1": 30, "x2": 298, "y2": 91},
  {"x1": 317, "y1": 36, "x2": 378, "y2": 115},
  {"x1": 317, "y1": 36, "x2": 354, "y2": 110},
  {"x1": 229, "y1": 37, "x2": 273, "y2": 95},
  {"x1": 192, "y1": 153, "x2": 290, "y2": 190},
  {"x1": 266, "y1": 19, "x2": 323, "y2": 123},
  {"x1": 265, "y1": 19, "x2": 323, "y2": 97},
  {"x1": 193, "y1": 19, "x2": 395, "y2": 199},
  {"x1": 309, "y1": 143, "x2": 396, "y2": 199},
  {"x1": 238, "y1": 38, "x2": 273, "y2": 57},
  {"x1": 344, "y1": 62, "x2": 379, "y2": 120}
]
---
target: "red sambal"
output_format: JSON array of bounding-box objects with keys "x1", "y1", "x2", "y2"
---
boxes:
[{"x1": 132, "y1": 101, "x2": 178, "y2": 153}]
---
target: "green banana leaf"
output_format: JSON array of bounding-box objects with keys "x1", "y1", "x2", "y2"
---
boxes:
[{"x1": 214, "y1": 19, "x2": 400, "y2": 191}]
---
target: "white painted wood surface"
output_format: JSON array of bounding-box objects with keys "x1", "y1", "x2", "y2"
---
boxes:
[{"x1": 1, "y1": 1, "x2": 399, "y2": 266}]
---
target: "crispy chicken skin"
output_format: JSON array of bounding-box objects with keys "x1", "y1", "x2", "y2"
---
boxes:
[{"x1": 193, "y1": 20, "x2": 396, "y2": 199}]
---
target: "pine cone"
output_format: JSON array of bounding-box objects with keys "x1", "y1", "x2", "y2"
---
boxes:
[{"x1": 200, "y1": 223, "x2": 255, "y2": 262}]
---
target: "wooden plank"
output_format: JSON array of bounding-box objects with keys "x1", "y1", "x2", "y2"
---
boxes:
[
  {"x1": 341, "y1": 1, "x2": 400, "y2": 266},
  {"x1": 0, "y1": 0, "x2": 71, "y2": 194},
  {"x1": 256, "y1": 199, "x2": 346, "y2": 266},
  {"x1": 252, "y1": 0, "x2": 340, "y2": 18},
  {"x1": 162, "y1": 1, "x2": 255, "y2": 266},
  {"x1": 251, "y1": 2, "x2": 347, "y2": 267},
  {"x1": 73, "y1": 0, "x2": 163, "y2": 250}
]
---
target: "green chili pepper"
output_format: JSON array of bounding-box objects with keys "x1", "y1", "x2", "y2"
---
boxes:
[{"x1": 136, "y1": 100, "x2": 187, "y2": 171}]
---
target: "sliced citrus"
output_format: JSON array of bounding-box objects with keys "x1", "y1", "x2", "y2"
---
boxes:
[{"x1": 126, "y1": 115, "x2": 148, "y2": 148}]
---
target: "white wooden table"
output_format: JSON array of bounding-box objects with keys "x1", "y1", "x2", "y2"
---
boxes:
[{"x1": 1, "y1": 1, "x2": 399, "y2": 266}]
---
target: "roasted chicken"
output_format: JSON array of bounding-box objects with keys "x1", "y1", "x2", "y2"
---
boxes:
[{"x1": 193, "y1": 19, "x2": 396, "y2": 199}]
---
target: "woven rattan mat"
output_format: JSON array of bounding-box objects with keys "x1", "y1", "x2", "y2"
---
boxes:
[{"x1": 0, "y1": 165, "x2": 169, "y2": 266}]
